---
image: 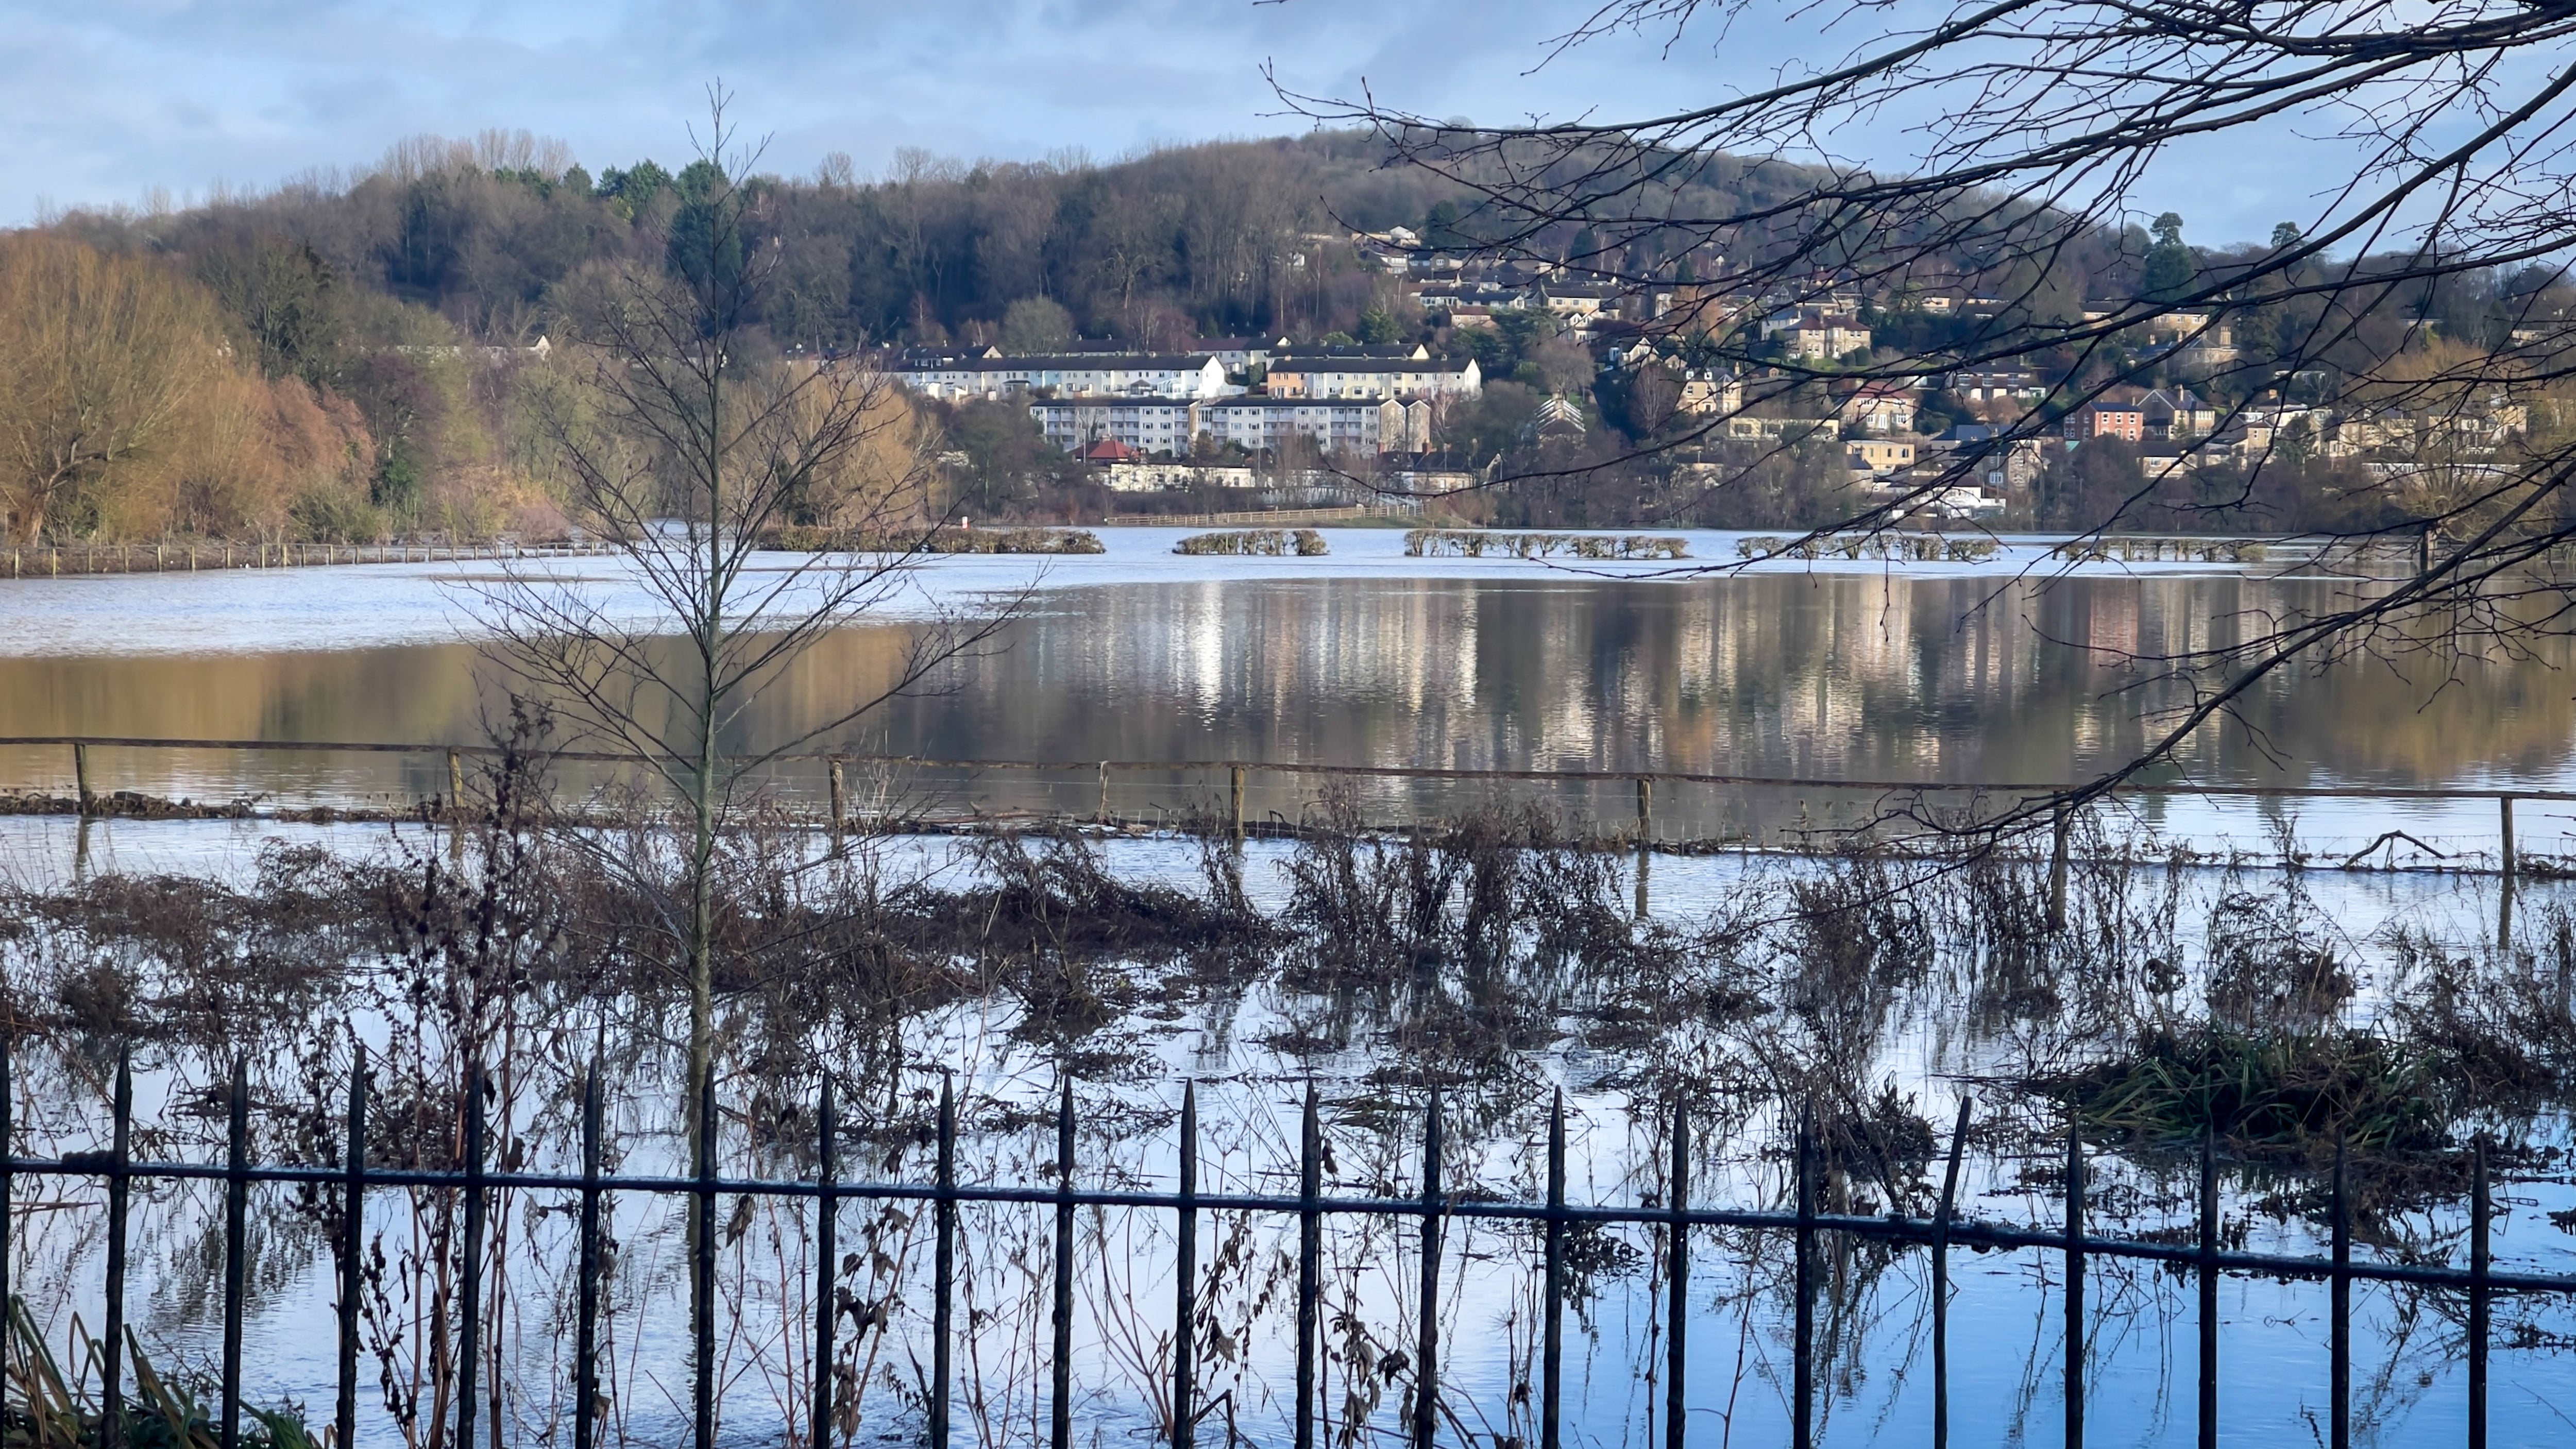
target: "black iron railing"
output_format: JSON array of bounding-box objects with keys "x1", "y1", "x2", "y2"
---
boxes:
[{"x1": 2, "y1": 1048, "x2": 2565, "y2": 1449}]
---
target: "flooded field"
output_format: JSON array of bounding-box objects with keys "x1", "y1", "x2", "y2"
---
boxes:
[{"x1": 2, "y1": 532, "x2": 2572, "y2": 1444}]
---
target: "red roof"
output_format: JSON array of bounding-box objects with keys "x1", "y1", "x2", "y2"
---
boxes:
[{"x1": 1080, "y1": 438, "x2": 1143, "y2": 462}]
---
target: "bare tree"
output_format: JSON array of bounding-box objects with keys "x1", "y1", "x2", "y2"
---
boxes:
[
  {"x1": 463, "y1": 91, "x2": 1014, "y2": 1430},
  {"x1": 1294, "y1": 1, "x2": 2576, "y2": 820}
]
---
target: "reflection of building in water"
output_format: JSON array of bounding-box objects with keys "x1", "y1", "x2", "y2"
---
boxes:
[{"x1": 2087, "y1": 587, "x2": 2140, "y2": 659}]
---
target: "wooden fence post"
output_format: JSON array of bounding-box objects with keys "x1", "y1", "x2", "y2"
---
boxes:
[
  {"x1": 2500, "y1": 794, "x2": 2516, "y2": 948},
  {"x1": 2048, "y1": 804, "x2": 2072, "y2": 931}
]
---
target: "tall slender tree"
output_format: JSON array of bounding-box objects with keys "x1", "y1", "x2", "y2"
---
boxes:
[{"x1": 467, "y1": 95, "x2": 1017, "y2": 1424}]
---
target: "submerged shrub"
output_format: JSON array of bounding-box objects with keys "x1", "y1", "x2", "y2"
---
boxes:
[
  {"x1": 1173, "y1": 529, "x2": 1330, "y2": 556},
  {"x1": 2051, "y1": 1025, "x2": 2450, "y2": 1155}
]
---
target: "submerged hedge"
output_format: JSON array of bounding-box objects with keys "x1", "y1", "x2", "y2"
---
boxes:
[
  {"x1": 1404, "y1": 530, "x2": 1689, "y2": 560},
  {"x1": 1174, "y1": 529, "x2": 1329, "y2": 556}
]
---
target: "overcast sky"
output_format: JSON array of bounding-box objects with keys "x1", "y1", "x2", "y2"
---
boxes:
[{"x1": 1, "y1": 1, "x2": 2350, "y2": 243}]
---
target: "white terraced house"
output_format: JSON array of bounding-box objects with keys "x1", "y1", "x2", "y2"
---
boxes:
[
  {"x1": 895, "y1": 353, "x2": 1230, "y2": 401},
  {"x1": 1192, "y1": 396, "x2": 1438, "y2": 454},
  {"x1": 1263, "y1": 356, "x2": 1481, "y2": 402},
  {"x1": 1027, "y1": 398, "x2": 1202, "y2": 454}
]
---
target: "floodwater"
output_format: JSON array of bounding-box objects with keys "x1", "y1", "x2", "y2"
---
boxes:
[
  {"x1": 3, "y1": 528, "x2": 2574, "y2": 1445},
  {"x1": 2, "y1": 527, "x2": 2570, "y2": 858}
]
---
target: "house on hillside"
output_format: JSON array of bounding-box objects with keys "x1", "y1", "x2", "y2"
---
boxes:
[
  {"x1": 1786, "y1": 315, "x2": 1872, "y2": 361},
  {"x1": 2142, "y1": 388, "x2": 2216, "y2": 439},
  {"x1": 1194, "y1": 396, "x2": 1437, "y2": 454},
  {"x1": 1675, "y1": 369, "x2": 1744, "y2": 416},
  {"x1": 1944, "y1": 368, "x2": 2047, "y2": 403},
  {"x1": 2064, "y1": 398, "x2": 2147, "y2": 442},
  {"x1": 896, "y1": 353, "x2": 1229, "y2": 401},
  {"x1": 1265, "y1": 355, "x2": 1480, "y2": 401},
  {"x1": 1847, "y1": 439, "x2": 1918, "y2": 473},
  {"x1": 1029, "y1": 398, "x2": 1200, "y2": 455},
  {"x1": 1839, "y1": 381, "x2": 1919, "y2": 433}
]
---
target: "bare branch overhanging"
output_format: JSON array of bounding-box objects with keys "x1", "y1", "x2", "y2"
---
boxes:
[{"x1": 1285, "y1": 1, "x2": 2576, "y2": 829}]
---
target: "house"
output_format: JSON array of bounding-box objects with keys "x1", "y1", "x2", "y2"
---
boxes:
[
  {"x1": 1194, "y1": 396, "x2": 1436, "y2": 454},
  {"x1": 1201, "y1": 336, "x2": 1293, "y2": 371},
  {"x1": 1839, "y1": 382, "x2": 1919, "y2": 434},
  {"x1": 2065, "y1": 399, "x2": 2146, "y2": 442},
  {"x1": 2141, "y1": 312, "x2": 2231, "y2": 347},
  {"x1": 1942, "y1": 368, "x2": 2047, "y2": 403},
  {"x1": 896, "y1": 353, "x2": 1230, "y2": 401},
  {"x1": 1931, "y1": 425, "x2": 2048, "y2": 492},
  {"x1": 1675, "y1": 369, "x2": 1744, "y2": 416},
  {"x1": 1725, "y1": 416, "x2": 1837, "y2": 443},
  {"x1": 1264, "y1": 355, "x2": 1480, "y2": 401},
  {"x1": 2142, "y1": 388, "x2": 2215, "y2": 439},
  {"x1": 1847, "y1": 439, "x2": 1918, "y2": 473},
  {"x1": 1105, "y1": 462, "x2": 1258, "y2": 491},
  {"x1": 1786, "y1": 315, "x2": 1872, "y2": 361},
  {"x1": 1028, "y1": 398, "x2": 1202, "y2": 455},
  {"x1": 1537, "y1": 282, "x2": 1626, "y2": 323},
  {"x1": 1418, "y1": 280, "x2": 1528, "y2": 314}
]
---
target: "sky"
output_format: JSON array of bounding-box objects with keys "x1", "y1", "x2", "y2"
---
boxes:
[{"x1": 0, "y1": 1, "x2": 2381, "y2": 243}]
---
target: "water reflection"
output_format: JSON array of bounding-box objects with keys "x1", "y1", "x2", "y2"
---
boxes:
[{"x1": 3, "y1": 573, "x2": 2571, "y2": 830}]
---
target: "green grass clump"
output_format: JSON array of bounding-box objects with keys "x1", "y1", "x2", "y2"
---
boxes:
[
  {"x1": 3, "y1": 1299, "x2": 322, "y2": 1449},
  {"x1": 2052, "y1": 1025, "x2": 2451, "y2": 1155}
]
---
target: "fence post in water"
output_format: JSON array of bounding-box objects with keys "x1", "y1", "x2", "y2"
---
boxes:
[
  {"x1": 1230, "y1": 766, "x2": 1246, "y2": 846},
  {"x1": 1792, "y1": 1106, "x2": 1812, "y2": 1449},
  {"x1": 104, "y1": 1050, "x2": 131, "y2": 1449},
  {"x1": 1933, "y1": 1097, "x2": 1972, "y2": 1449},
  {"x1": 1052, "y1": 1083, "x2": 1075, "y2": 1449},
  {"x1": 1296, "y1": 1085, "x2": 1321, "y2": 1449},
  {"x1": 2197, "y1": 1134, "x2": 2217, "y2": 1449},
  {"x1": 1669, "y1": 1102, "x2": 1690, "y2": 1449},
  {"x1": 0, "y1": 1039, "x2": 9, "y2": 1393},
  {"x1": 2065, "y1": 1126, "x2": 2085, "y2": 1449},
  {"x1": 457, "y1": 1064, "x2": 485, "y2": 1449},
  {"x1": 1174, "y1": 1082, "x2": 1198, "y2": 1449},
  {"x1": 575, "y1": 1062, "x2": 603, "y2": 1449},
  {"x1": 74, "y1": 741, "x2": 92, "y2": 814},
  {"x1": 448, "y1": 750, "x2": 466, "y2": 819},
  {"x1": 694, "y1": 1071, "x2": 717, "y2": 1449},
  {"x1": 828, "y1": 759, "x2": 847, "y2": 848},
  {"x1": 1634, "y1": 777, "x2": 1653, "y2": 919},
  {"x1": 812, "y1": 1078, "x2": 838, "y2": 1449},
  {"x1": 1413, "y1": 1090, "x2": 1443, "y2": 1449},
  {"x1": 2048, "y1": 804, "x2": 2071, "y2": 931},
  {"x1": 2331, "y1": 1137, "x2": 2350, "y2": 1449},
  {"x1": 931, "y1": 1078, "x2": 956, "y2": 1449},
  {"x1": 338, "y1": 1047, "x2": 367, "y2": 1449},
  {"x1": 2499, "y1": 795, "x2": 2516, "y2": 947},
  {"x1": 220, "y1": 1059, "x2": 249, "y2": 1449},
  {"x1": 2469, "y1": 1136, "x2": 2489, "y2": 1449},
  {"x1": 1541, "y1": 1091, "x2": 1566, "y2": 1449},
  {"x1": 1097, "y1": 761, "x2": 1111, "y2": 826}
]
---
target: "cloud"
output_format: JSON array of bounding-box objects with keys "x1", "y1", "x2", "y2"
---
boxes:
[{"x1": 0, "y1": 0, "x2": 2397, "y2": 244}]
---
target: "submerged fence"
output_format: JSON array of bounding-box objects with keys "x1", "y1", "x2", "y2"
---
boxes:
[
  {"x1": 4, "y1": 732, "x2": 2566, "y2": 852},
  {"x1": 4, "y1": 1047, "x2": 2565, "y2": 1449},
  {"x1": 4, "y1": 539, "x2": 615, "y2": 578},
  {"x1": 3, "y1": 733, "x2": 2567, "y2": 947}
]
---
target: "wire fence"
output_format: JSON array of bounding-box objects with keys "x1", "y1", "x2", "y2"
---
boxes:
[
  {"x1": 3, "y1": 1049, "x2": 2559, "y2": 1449},
  {"x1": 4, "y1": 733, "x2": 2568, "y2": 935},
  {"x1": 3, "y1": 540, "x2": 615, "y2": 578}
]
